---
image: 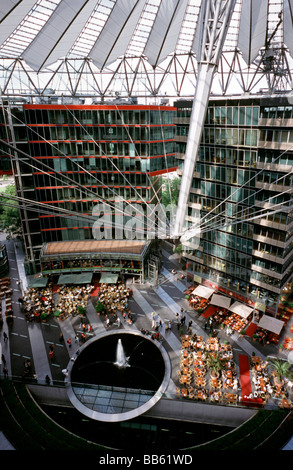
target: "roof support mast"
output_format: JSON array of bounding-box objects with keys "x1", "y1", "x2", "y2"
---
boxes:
[{"x1": 173, "y1": 0, "x2": 237, "y2": 240}]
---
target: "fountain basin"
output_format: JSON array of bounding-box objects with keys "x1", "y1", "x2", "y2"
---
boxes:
[{"x1": 65, "y1": 331, "x2": 171, "y2": 422}]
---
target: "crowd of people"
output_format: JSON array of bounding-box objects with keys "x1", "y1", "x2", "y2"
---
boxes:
[
  {"x1": 97, "y1": 282, "x2": 133, "y2": 325},
  {"x1": 55, "y1": 284, "x2": 94, "y2": 319},
  {"x1": 22, "y1": 286, "x2": 54, "y2": 322}
]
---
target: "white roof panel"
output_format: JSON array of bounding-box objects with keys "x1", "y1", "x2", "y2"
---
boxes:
[
  {"x1": 210, "y1": 293, "x2": 231, "y2": 309},
  {"x1": 258, "y1": 315, "x2": 284, "y2": 335},
  {"x1": 90, "y1": 0, "x2": 145, "y2": 70},
  {"x1": 22, "y1": 0, "x2": 93, "y2": 71},
  {"x1": 144, "y1": 0, "x2": 189, "y2": 66},
  {"x1": 229, "y1": 301, "x2": 253, "y2": 319},
  {"x1": 237, "y1": 0, "x2": 268, "y2": 64},
  {"x1": 192, "y1": 285, "x2": 214, "y2": 299},
  {"x1": 0, "y1": 0, "x2": 37, "y2": 44}
]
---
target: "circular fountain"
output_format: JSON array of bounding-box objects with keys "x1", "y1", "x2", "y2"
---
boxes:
[{"x1": 65, "y1": 330, "x2": 171, "y2": 422}]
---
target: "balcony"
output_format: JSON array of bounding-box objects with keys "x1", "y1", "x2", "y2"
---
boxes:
[
  {"x1": 255, "y1": 180, "x2": 291, "y2": 192},
  {"x1": 256, "y1": 161, "x2": 292, "y2": 172},
  {"x1": 251, "y1": 263, "x2": 282, "y2": 280},
  {"x1": 249, "y1": 277, "x2": 281, "y2": 294}
]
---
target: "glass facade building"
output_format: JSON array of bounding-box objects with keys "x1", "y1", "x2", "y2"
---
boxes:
[
  {"x1": 175, "y1": 95, "x2": 293, "y2": 314},
  {"x1": 1, "y1": 99, "x2": 176, "y2": 274}
]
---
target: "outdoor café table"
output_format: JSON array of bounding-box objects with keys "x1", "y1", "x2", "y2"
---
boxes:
[
  {"x1": 282, "y1": 399, "x2": 292, "y2": 409},
  {"x1": 181, "y1": 388, "x2": 188, "y2": 398},
  {"x1": 182, "y1": 358, "x2": 190, "y2": 366},
  {"x1": 197, "y1": 390, "x2": 207, "y2": 400},
  {"x1": 226, "y1": 370, "x2": 233, "y2": 379},
  {"x1": 196, "y1": 377, "x2": 204, "y2": 387},
  {"x1": 259, "y1": 379, "x2": 266, "y2": 391},
  {"x1": 183, "y1": 350, "x2": 189, "y2": 358},
  {"x1": 226, "y1": 393, "x2": 237, "y2": 403},
  {"x1": 211, "y1": 391, "x2": 221, "y2": 402},
  {"x1": 225, "y1": 378, "x2": 233, "y2": 388},
  {"x1": 211, "y1": 378, "x2": 220, "y2": 388},
  {"x1": 181, "y1": 375, "x2": 188, "y2": 383},
  {"x1": 182, "y1": 367, "x2": 189, "y2": 375},
  {"x1": 194, "y1": 359, "x2": 205, "y2": 367},
  {"x1": 183, "y1": 341, "x2": 190, "y2": 349},
  {"x1": 209, "y1": 337, "x2": 218, "y2": 344}
]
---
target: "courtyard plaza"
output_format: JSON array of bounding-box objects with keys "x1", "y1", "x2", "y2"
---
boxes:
[{"x1": 1, "y1": 235, "x2": 293, "y2": 450}]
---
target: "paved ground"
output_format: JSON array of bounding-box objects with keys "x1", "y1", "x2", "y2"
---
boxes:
[{"x1": 0, "y1": 235, "x2": 293, "y2": 450}]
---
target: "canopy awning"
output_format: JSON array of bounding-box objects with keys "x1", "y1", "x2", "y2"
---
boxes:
[
  {"x1": 258, "y1": 315, "x2": 284, "y2": 335},
  {"x1": 57, "y1": 274, "x2": 77, "y2": 285},
  {"x1": 210, "y1": 293, "x2": 231, "y2": 309},
  {"x1": 57, "y1": 272, "x2": 93, "y2": 285},
  {"x1": 99, "y1": 273, "x2": 119, "y2": 284},
  {"x1": 27, "y1": 276, "x2": 48, "y2": 288},
  {"x1": 229, "y1": 301, "x2": 253, "y2": 319},
  {"x1": 192, "y1": 285, "x2": 214, "y2": 299}
]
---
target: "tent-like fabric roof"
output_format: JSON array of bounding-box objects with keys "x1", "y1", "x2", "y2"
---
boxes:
[
  {"x1": 210, "y1": 293, "x2": 231, "y2": 309},
  {"x1": 229, "y1": 301, "x2": 253, "y2": 319},
  {"x1": 27, "y1": 276, "x2": 48, "y2": 288},
  {"x1": 192, "y1": 285, "x2": 214, "y2": 299},
  {"x1": 0, "y1": 0, "x2": 289, "y2": 71},
  {"x1": 57, "y1": 272, "x2": 93, "y2": 285},
  {"x1": 258, "y1": 315, "x2": 284, "y2": 335},
  {"x1": 99, "y1": 273, "x2": 119, "y2": 284}
]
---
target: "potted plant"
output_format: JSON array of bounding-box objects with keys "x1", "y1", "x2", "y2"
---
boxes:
[
  {"x1": 268, "y1": 358, "x2": 292, "y2": 387},
  {"x1": 77, "y1": 305, "x2": 86, "y2": 316},
  {"x1": 40, "y1": 312, "x2": 47, "y2": 322},
  {"x1": 205, "y1": 351, "x2": 228, "y2": 379},
  {"x1": 252, "y1": 333, "x2": 258, "y2": 341},
  {"x1": 54, "y1": 310, "x2": 61, "y2": 318},
  {"x1": 95, "y1": 301, "x2": 105, "y2": 315}
]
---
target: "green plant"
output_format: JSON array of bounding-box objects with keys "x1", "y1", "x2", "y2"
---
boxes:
[
  {"x1": 95, "y1": 301, "x2": 105, "y2": 313},
  {"x1": 77, "y1": 305, "x2": 86, "y2": 316},
  {"x1": 54, "y1": 310, "x2": 61, "y2": 317},
  {"x1": 40, "y1": 312, "x2": 47, "y2": 321},
  {"x1": 267, "y1": 358, "x2": 292, "y2": 385},
  {"x1": 205, "y1": 351, "x2": 227, "y2": 378}
]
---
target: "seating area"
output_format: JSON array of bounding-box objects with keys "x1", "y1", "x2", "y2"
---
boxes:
[
  {"x1": 176, "y1": 334, "x2": 293, "y2": 409},
  {"x1": 23, "y1": 286, "x2": 54, "y2": 322},
  {"x1": 176, "y1": 334, "x2": 240, "y2": 404},
  {"x1": 249, "y1": 356, "x2": 293, "y2": 408},
  {"x1": 55, "y1": 284, "x2": 94, "y2": 319}
]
